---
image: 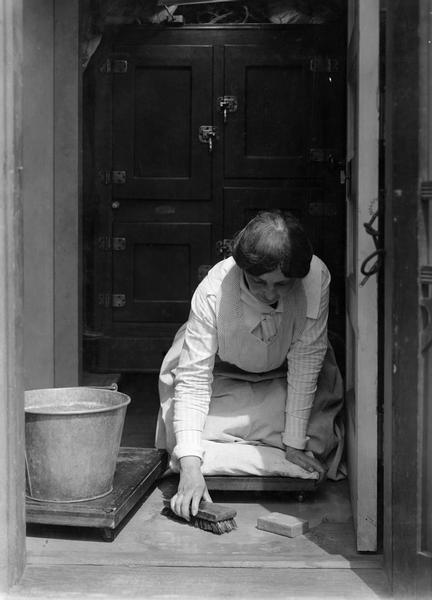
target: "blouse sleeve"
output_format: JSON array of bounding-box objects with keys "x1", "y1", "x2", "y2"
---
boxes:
[
  {"x1": 171, "y1": 282, "x2": 218, "y2": 463},
  {"x1": 282, "y1": 266, "x2": 330, "y2": 450}
]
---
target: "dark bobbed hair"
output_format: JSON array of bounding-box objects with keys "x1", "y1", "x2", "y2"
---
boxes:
[{"x1": 231, "y1": 210, "x2": 313, "y2": 278}]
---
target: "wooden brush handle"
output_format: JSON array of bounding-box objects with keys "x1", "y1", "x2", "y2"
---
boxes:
[{"x1": 163, "y1": 499, "x2": 237, "y2": 522}]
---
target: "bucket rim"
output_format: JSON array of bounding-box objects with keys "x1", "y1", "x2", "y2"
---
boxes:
[{"x1": 24, "y1": 387, "x2": 131, "y2": 415}]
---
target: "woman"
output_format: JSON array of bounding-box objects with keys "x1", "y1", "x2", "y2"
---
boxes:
[{"x1": 155, "y1": 211, "x2": 344, "y2": 522}]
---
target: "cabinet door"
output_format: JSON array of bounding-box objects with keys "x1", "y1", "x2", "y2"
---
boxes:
[
  {"x1": 223, "y1": 45, "x2": 313, "y2": 178},
  {"x1": 112, "y1": 45, "x2": 213, "y2": 200},
  {"x1": 223, "y1": 38, "x2": 345, "y2": 180},
  {"x1": 112, "y1": 222, "x2": 212, "y2": 325}
]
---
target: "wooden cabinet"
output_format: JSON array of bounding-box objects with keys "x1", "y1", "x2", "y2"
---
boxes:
[{"x1": 84, "y1": 25, "x2": 346, "y2": 372}]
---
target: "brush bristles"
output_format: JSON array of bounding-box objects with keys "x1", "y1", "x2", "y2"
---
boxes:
[
  {"x1": 161, "y1": 502, "x2": 238, "y2": 534},
  {"x1": 193, "y1": 516, "x2": 238, "y2": 534}
]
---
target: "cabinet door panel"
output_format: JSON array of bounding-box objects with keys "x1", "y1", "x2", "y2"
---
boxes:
[
  {"x1": 224, "y1": 46, "x2": 312, "y2": 178},
  {"x1": 112, "y1": 222, "x2": 212, "y2": 323},
  {"x1": 112, "y1": 45, "x2": 213, "y2": 199}
]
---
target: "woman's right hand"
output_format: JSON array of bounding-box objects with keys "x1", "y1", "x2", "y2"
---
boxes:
[
  {"x1": 285, "y1": 445, "x2": 327, "y2": 483},
  {"x1": 170, "y1": 456, "x2": 212, "y2": 522}
]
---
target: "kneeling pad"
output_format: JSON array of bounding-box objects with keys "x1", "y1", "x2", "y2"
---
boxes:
[{"x1": 198, "y1": 441, "x2": 319, "y2": 479}]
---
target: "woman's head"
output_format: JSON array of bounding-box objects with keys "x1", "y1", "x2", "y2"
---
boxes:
[{"x1": 231, "y1": 210, "x2": 313, "y2": 279}]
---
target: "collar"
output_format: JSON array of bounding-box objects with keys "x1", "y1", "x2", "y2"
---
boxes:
[{"x1": 239, "y1": 272, "x2": 284, "y2": 315}]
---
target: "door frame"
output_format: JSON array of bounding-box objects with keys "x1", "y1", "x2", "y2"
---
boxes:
[
  {"x1": 3, "y1": 2, "x2": 431, "y2": 593},
  {"x1": 383, "y1": 0, "x2": 432, "y2": 597},
  {"x1": 0, "y1": 0, "x2": 25, "y2": 592},
  {"x1": 345, "y1": 0, "x2": 380, "y2": 552},
  {"x1": 0, "y1": 0, "x2": 82, "y2": 592}
]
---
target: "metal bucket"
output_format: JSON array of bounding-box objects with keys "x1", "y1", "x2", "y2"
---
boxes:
[{"x1": 25, "y1": 387, "x2": 131, "y2": 503}]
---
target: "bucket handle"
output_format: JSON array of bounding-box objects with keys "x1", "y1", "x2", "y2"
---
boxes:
[
  {"x1": 25, "y1": 450, "x2": 33, "y2": 498},
  {"x1": 83, "y1": 383, "x2": 118, "y2": 392}
]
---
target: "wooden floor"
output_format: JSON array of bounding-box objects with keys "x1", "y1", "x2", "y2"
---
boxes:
[{"x1": 10, "y1": 374, "x2": 391, "y2": 599}]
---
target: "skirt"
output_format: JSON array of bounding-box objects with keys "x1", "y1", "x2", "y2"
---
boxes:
[{"x1": 155, "y1": 324, "x2": 346, "y2": 480}]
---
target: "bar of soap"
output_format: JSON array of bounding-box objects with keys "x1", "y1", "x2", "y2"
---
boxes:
[{"x1": 257, "y1": 512, "x2": 309, "y2": 538}]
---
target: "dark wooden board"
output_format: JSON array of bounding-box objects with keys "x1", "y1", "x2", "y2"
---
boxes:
[
  {"x1": 205, "y1": 476, "x2": 319, "y2": 493},
  {"x1": 26, "y1": 448, "x2": 167, "y2": 531}
]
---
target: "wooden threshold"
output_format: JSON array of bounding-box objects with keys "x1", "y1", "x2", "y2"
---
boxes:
[{"x1": 11, "y1": 564, "x2": 391, "y2": 599}]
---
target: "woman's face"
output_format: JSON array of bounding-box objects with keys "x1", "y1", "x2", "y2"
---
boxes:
[{"x1": 244, "y1": 268, "x2": 294, "y2": 306}]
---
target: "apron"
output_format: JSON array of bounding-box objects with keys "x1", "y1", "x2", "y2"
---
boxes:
[{"x1": 156, "y1": 261, "x2": 345, "y2": 480}]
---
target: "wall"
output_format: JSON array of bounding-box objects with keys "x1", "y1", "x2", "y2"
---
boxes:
[{"x1": 23, "y1": 0, "x2": 81, "y2": 389}]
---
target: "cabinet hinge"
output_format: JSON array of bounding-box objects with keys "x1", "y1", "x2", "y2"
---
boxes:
[
  {"x1": 421, "y1": 181, "x2": 432, "y2": 200},
  {"x1": 112, "y1": 294, "x2": 126, "y2": 308},
  {"x1": 100, "y1": 58, "x2": 128, "y2": 74},
  {"x1": 97, "y1": 293, "x2": 126, "y2": 308},
  {"x1": 309, "y1": 57, "x2": 339, "y2": 73},
  {"x1": 420, "y1": 265, "x2": 432, "y2": 284},
  {"x1": 309, "y1": 148, "x2": 336, "y2": 163},
  {"x1": 97, "y1": 237, "x2": 126, "y2": 251},
  {"x1": 99, "y1": 170, "x2": 126, "y2": 185},
  {"x1": 97, "y1": 293, "x2": 111, "y2": 308}
]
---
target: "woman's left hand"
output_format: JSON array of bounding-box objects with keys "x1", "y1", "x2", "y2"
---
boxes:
[{"x1": 285, "y1": 446, "x2": 327, "y2": 483}]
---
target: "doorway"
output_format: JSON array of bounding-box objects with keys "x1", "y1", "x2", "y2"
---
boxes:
[
  {"x1": 81, "y1": 1, "x2": 379, "y2": 554},
  {"x1": 83, "y1": 23, "x2": 347, "y2": 372}
]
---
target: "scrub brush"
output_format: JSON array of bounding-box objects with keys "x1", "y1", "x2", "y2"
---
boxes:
[{"x1": 162, "y1": 500, "x2": 237, "y2": 534}]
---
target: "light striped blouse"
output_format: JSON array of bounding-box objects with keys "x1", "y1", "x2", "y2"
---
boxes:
[{"x1": 172, "y1": 258, "x2": 330, "y2": 462}]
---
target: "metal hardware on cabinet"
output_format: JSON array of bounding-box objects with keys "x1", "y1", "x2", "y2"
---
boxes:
[
  {"x1": 421, "y1": 181, "x2": 432, "y2": 200},
  {"x1": 112, "y1": 201, "x2": 120, "y2": 210},
  {"x1": 216, "y1": 239, "x2": 233, "y2": 258},
  {"x1": 199, "y1": 125, "x2": 217, "y2": 153},
  {"x1": 97, "y1": 293, "x2": 111, "y2": 308},
  {"x1": 97, "y1": 235, "x2": 126, "y2": 252},
  {"x1": 309, "y1": 57, "x2": 339, "y2": 73},
  {"x1": 420, "y1": 265, "x2": 432, "y2": 285},
  {"x1": 112, "y1": 294, "x2": 126, "y2": 308},
  {"x1": 218, "y1": 96, "x2": 238, "y2": 123},
  {"x1": 112, "y1": 170, "x2": 126, "y2": 184},
  {"x1": 99, "y1": 170, "x2": 111, "y2": 185},
  {"x1": 100, "y1": 58, "x2": 128, "y2": 74},
  {"x1": 97, "y1": 236, "x2": 125, "y2": 251},
  {"x1": 112, "y1": 237, "x2": 126, "y2": 251},
  {"x1": 308, "y1": 202, "x2": 337, "y2": 217},
  {"x1": 309, "y1": 148, "x2": 342, "y2": 166},
  {"x1": 97, "y1": 236, "x2": 111, "y2": 251},
  {"x1": 99, "y1": 170, "x2": 126, "y2": 185}
]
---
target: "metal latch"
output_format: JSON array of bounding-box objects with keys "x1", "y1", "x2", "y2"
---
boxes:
[
  {"x1": 199, "y1": 125, "x2": 217, "y2": 153},
  {"x1": 112, "y1": 294, "x2": 126, "y2": 308},
  {"x1": 100, "y1": 58, "x2": 128, "y2": 74},
  {"x1": 218, "y1": 96, "x2": 238, "y2": 123}
]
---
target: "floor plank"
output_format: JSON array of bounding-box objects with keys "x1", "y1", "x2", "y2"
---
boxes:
[
  {"x1": 10, "y1": 565, "x2": 391, "y2": 600},
  {"x1": 20, "y1": 375, "x2": 388, "y2": 599},
  {"x1": 26, "y1": 479, "x2": 379, "y2": 570}
]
